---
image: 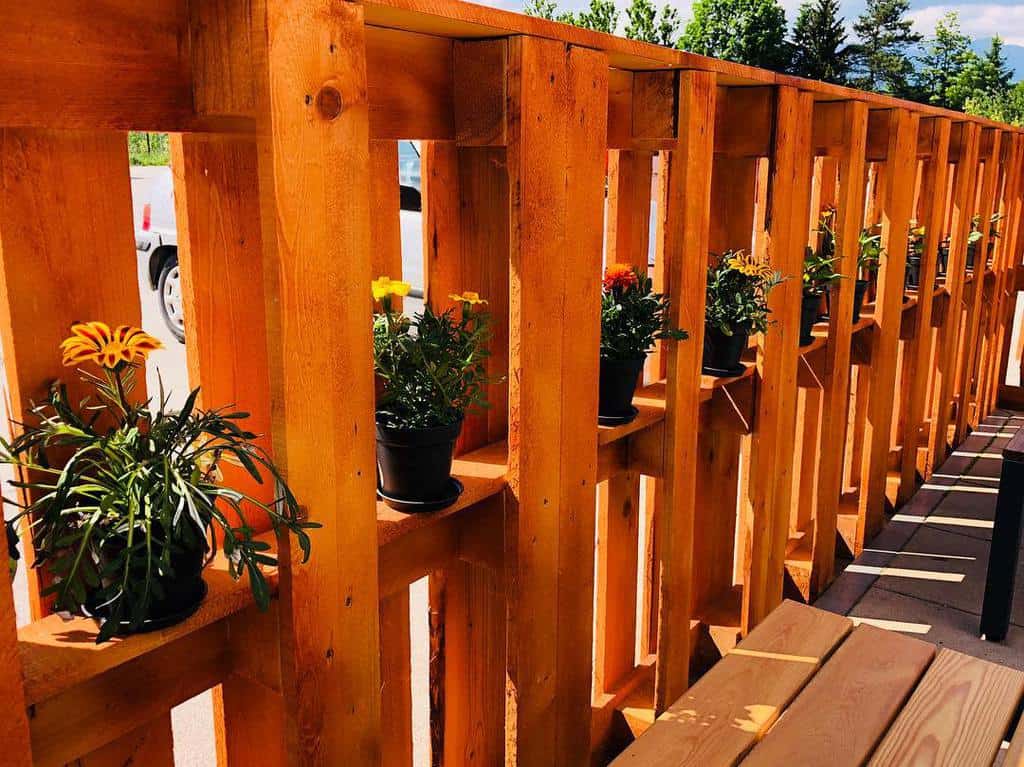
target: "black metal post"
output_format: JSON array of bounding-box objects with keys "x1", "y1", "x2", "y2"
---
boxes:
[{"x1": 981, "y1": 429, "x2": 1024, "y2": 641}]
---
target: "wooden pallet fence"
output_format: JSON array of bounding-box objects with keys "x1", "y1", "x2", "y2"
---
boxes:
[{"x1": 1, "y1": 2, "x2": 1023, "y2": 766}]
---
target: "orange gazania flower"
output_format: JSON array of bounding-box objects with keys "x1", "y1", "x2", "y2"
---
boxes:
[
  {"x1": 449, "y1": 291, "x2": 487, "y2": 306},
  {"x1": 60, "y1": 322, "x2": 163, "y2": 369},
  {"x1": 603, "y1": 263, "x2": 639, "y2": 292}
]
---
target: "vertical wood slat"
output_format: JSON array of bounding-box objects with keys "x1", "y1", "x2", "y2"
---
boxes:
[
  {"x1": 927, "y1": 124, "x2": 981, "y2": 474},
  {"x1": 742, "y1": 87, "x2": 814, "y2": 632},
  {"x1": 652, "y1": 70, "x2": 716, "y2": 712},
  {"x1": 504, "y1": 36, "x2": 608, "y2": 766},
  {"x1": 0, "y1": 128, "x2": 154, "y2": 764},
  {"x1": 380, "y1": 589, "x2": 414, "y2": 767},
  {"x1": 855, "y1": 109, "x2": 920, "y2": 551},
  {"x1": 955, "y1": 129, "x2": 1002, "y2": 442},
  {"x1": 255, "y1": 0, "x2": 381, "y2": 762},
  {"x1": 897, "y1": 119, "x2": 951, "y2": 501},
  {"x1": 810, "y1": 100, "x2": 868, "y2": 595}
]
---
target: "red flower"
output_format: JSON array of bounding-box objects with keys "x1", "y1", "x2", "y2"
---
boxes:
[{"x1": 603, "y1": 263, "x2": 639, "y2": 292}]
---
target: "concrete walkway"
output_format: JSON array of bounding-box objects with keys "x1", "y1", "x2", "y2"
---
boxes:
[{"x1": 817, "y1": 409, "x2": 1024, "y2": 670}]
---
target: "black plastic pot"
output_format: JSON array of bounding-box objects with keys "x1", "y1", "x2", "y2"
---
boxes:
[
  {"x1": 799, "y1": 292, "x2": 821, "y2": 346},
  {"x1": 376, "y1": 415, "x2": 463, "y2": 511},
  {"x1": 853, "y1": 279, "x2": 869, "y2": 322},
  {"x1": 905, "y1": 255, "x2": 922, "y2": 290},
  {"x1": 702, "y1": 324, "x2": 749, "y2": 377},
  {"x1": 938, "y1": 243, "x2": 949, "y2": 276},
  {"x1": 598, "y1": 356, "x2": 644, "y2": 425},
  {"x1": 89, "y1": 534, "x2": 208, "y2": 635},
  {"x1": 967, "y1": 241, "x2": 977, "y2": 270}
]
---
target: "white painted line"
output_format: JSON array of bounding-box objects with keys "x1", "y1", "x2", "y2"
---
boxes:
[
  {"x1": 850, "y1": 617, "x2": 932, "y2": 635},
  {"x1": 967, "y1": 431, "x2": 1016, "y2": 438},
  {"x1": 951, "y1": 451, "x2": 1002, "y2": 459},
  {"x1": 920, "y1": 483, "x2": 999, "y2": 494},
  {"x1": 931, "y1": 473, "x2": 1000, "y2": 482},
  {"x1": 846, "y1": 564, "x2": 965, "y2": 582},
  {"x1": 863, "y1": 548, "x2": 976, "y2": 561},
  {"x1": 892, "y1": 513, "x2": 995, "y2": 529}
]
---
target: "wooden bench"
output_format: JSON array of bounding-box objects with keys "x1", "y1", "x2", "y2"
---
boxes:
[{"x1": 613, "y1": 600, "x2": 1024, "y2": 766}]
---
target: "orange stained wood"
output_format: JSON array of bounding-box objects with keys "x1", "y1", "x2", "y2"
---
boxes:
[
  {"x1": 612, "y1": 600, "x2": 852, "y2": 765},
  {"x1": 954, "y1": 129, "x2": 1003, "y2": 441},
  {"x1": 742, "y1": 87, "x2": 815, "y2": 632},
  {"x1": 868, "y1": 649, "x2": 1024, "y2": 767},
  {"x1": 504, "y1": 36, "x2": 608, "y2": 766},
  {"x1": 898, "y1": 118, "x2": 951, "y2": 502},
  {"x1": 928, "y1": 123, "x2": 981, "y2": 474},
  {"x1": 254, "y1": 0, "x2": 382, "y2": 763},
  {"x1": 743, "y1": 624, "x2": 934, "y2": 766},
  {"x1": 652, "y1": 70, "x2": 717, "y2": 712},
  {"x1": 856, "y1": 109, "x2": 920, "y2": 550},
  {"x1": 809, "y1": 100, "x2": 868, "y2": 595}
]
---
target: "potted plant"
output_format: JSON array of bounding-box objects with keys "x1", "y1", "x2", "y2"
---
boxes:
[
  {"x1": 905, "y1": 223, "x2": 926, "y2": 290},
  {"x1": 938, "y1": 235, "x2": 950, "y2": 277},
  {"x1": 801, "y1": 209, "x2": 842, "y2": 346},
  {"x1": 703, "y1": 250, "x2": 784, "y2": 377},
  {"x1": 854, "y1": 225, "x2": 884, "y2": 322},
  {"x1": 372, "y1": 276, "x2": 493, "y2": 512},
  {"x1": 599, "y1": 264, "x2": 687, "y2": 425},
  {"x1": 965, "y1": 213, "x2": 1000, "y2": 270},
  {"x1": 2, "y1": 322, "x2": 315, "y2": 642}
]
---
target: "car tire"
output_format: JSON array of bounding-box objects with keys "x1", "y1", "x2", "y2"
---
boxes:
[{"x1": 157, "y1": 254, "x2": 186, "y2": 344}]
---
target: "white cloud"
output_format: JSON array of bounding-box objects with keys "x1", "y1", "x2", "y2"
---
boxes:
[{"x1": 909, "y1": 3, "x2": 1024, "y2": 46}]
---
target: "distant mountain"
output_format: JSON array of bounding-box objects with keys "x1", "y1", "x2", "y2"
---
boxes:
[{"x1": 971, "y1": 38, "x2": 1024, "y2": 81}]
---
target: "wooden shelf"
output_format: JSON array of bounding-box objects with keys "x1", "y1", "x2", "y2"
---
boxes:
[
  {"x1": 18, "y1": 530, "x2": 278, "y2": 706},
  {"x1": 700, "y1": 362, "x2": 756, "y2": 402},
  {"x1": 598, "y1": 381, "x2": 667, "y2": 446},
  {"x1": 376, "y1": 439, "x2": 508, "y2": 547}
]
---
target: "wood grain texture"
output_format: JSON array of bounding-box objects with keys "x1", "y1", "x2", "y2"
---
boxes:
[
  {"x1": 868, "y1": 649, "x2": 1024, "y2": 767},
  {"x1": 254, "y1": 1, "x2": 381, "y2": 763},
  {"x1": 743, "y1": 624, "x2": 935, "y2": 766},
  {"x1": 504, "y1": 36, "x2": 608, "y2": 766},
  {"x1": 76, "y1": 716, "x2": 175, "y2": 767},
  {"x1": 809, "y1": 104, "x2": 868, "y2": 595},
  {"x1": 954, "y1": 129, "x2": 1002, "y2": 442},
  {"x1": 653, "y1": 70, "x2": 717, "y2": 713},
  {"x1": 856, "y1": 109, "x2": 920, "y2": 550},
  {"x1": 898, "y1": 118, "x2": 950, "y2": 502},
  {"x1": 613, "y1": 600, "x2": 852, "y2": 766},
  {"x1": 380, "y1": 589, "x2": 414, "y2": 767},
  {"x1": 742, "y1": 87, "x2": 815, "y2": 631},
  {"x1": 927, "y1": 124, "x2": 981, "y2": 475},
  {"x1": 0, "y1": 576, "x2": 30, "y2": 764}
]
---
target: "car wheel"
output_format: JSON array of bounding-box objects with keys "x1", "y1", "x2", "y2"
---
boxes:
[{"x1": 157, "y1": 255, "x2": 186, "y2": 343}]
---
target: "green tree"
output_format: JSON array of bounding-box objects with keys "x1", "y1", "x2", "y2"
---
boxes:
[
  {"x1": 965, "y1": 80, "x2": 1024, "y2": 126},
  {"x1": 559, "y1": 0, "x2": 620, "y2": 32},
  {"x1": 523, "y1": 0, "x2": 559, "y2": 19},
  {"x1": 851, "y1": 0, "x2": 920, "y2": 95},
  {"x1": 624, "y1": 0, "x2": 680, "y2": 46},
  {"x1": 679, "y1": 0, "x2": 789, "y2": 70},
  {"x1": 915, "y1": 11, "x2": 974, "y2": 108},
  {"x1": 789, "y1": 0, "x2": 855, "y2": 84}
]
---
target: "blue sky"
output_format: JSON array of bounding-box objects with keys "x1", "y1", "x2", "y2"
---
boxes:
[{"x1": 486, "y1": 0, "x2": 1024, "y2": 75}]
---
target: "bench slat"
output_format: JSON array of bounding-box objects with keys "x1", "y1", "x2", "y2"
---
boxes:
[
  {"x1": 742, "y1": 624, "x2": 934, "y2": 766},
  {"x1": 1005, "y1": 712, "x2": 1024, "y2": 767},
  {"x1": 611, "y1": 600, "x2": 851, "y2": 766},
  {"x1": 867, "y1": 648, "x2": 1024, "y2": 767}
]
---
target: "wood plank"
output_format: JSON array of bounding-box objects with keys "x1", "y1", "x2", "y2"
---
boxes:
[
  {"x1": 856, "y1": 109, "x2": 920, "y2": 550},
  {"x1": 898, "y1": 119, "x2": 951, "y2": 501},
  {"x1": 29, "y1": 622, "x2": 227, "y2": 767},
  {"x1": 653, "y1": 69, "x2": 717, "y2": 712},
  {"x1": 253, "y1": 1, "x2": 381, "y2": 763},
  {"x1": 810, "y1": 101, "x2": 868, "y2": 595},
  {"x1": 743, "y1": 624, "x2": 935, "y2": 766},
  {"x1": 989, "y1": 139, "x2": 1024, "y2": 413},
  {"x1": 606, "y1": 150, "x2": 655, "y2": 270},
  {"x1": 868, "y1": 649, "x2": 1024, "y2": 767},
  {"x1": 380, "y1": 589, "x2": 414, "y2": 767},
  {"x1": 370, "y1": 139, "x2": 404, "y2": 287},
  {"x1": 504, "y1": 36, "x2": 608, "y2": 765},
  {"x1": 927, "y1": 124, "x2": 981, "y2": 475},
  {"x1": 76, "y1": 717, "x2": 175, "y2": 767},
  {"x1": 742, "y1": 87, "x2": 814, "y2": 631},
  {"x1": 0, "y1": 577, "x2": 30, "y2": 764},
  {"x1": 954, "y1": 129, "x2": 1002, "y2": 442},
  {"x1": 612, "y1": 600, "x2": 852, "y2": 765},
  {"x1": 1005, "y1": 708, "x2": 1024, "y2": 767}
]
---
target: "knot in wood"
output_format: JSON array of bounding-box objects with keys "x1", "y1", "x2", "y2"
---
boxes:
[{"x1": 316, "y1": 86, "x2": 344, "y2": 120}]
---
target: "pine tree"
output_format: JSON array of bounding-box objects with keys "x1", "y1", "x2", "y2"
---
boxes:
[
  {"x1": 915, "y1": 11, "x2": 974, "y2": 108},
  {"x1": 789, "y1": 0, "x2": 855, "y2": 84},
  {"x1": 679, "y1": 0, "x2": 789, "y2": 71},
  {"x1": 624, "y1": 0, "x2": 680, "y2": 46},
  {"x1": 851, "y1": 0, "x2": 921, "y2": 95}
]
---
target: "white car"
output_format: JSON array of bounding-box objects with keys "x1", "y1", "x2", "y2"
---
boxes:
[{"x1": 133, "y1": 141, "x2": 424, "y2": 343}]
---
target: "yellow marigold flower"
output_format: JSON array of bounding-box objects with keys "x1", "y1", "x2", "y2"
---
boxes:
[
  {"x1": 725, "y1": 251, "x2": 772, "y2": 278},
  {"x1": 603, "y1": 263, "x2": 639, "y2": 292},
  {"x1": 372, "y1": 276, "x2": 411, "y2": 301},
  {"x1": 60, "y1": 322, "x2": 163, "y2": 369},
  {"x1": 449, "y1": 291, "x2": 488, "y2": 305},
  {"x1": 911, "y1": 225, "x2": 926, "y2": 237}
]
